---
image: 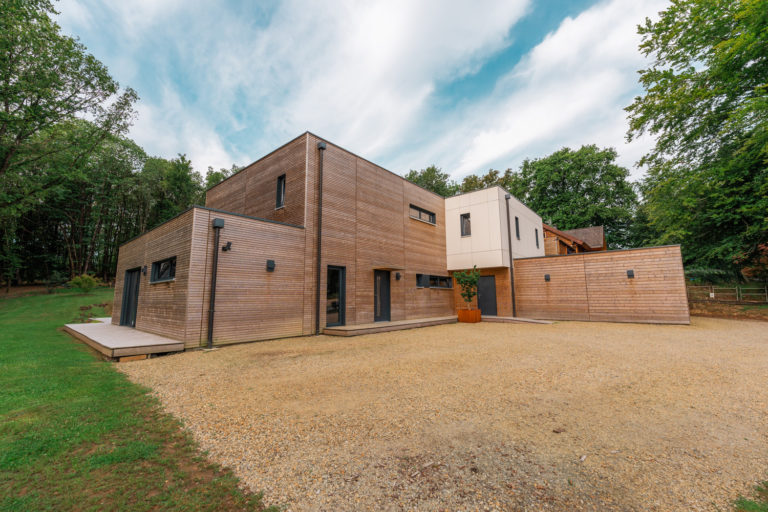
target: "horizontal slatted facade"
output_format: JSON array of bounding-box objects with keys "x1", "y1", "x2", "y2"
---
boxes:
[
  {"x1": 513, "y1": 246, "x2": 689, "y2": 324},
  {"x1": 452, "y1": 267, "x2": 513, "y2": 317},
  {"x1": 304, "y1": 134, "x2": 455, "y2": 328},
  {"x1": 205, "y1": 135, "x2": 307, "y2": 226},
  {"x1": 187, "y1": 209, "x2": 307, "y2": 347},
  {"x1": 111, "y1": 210, "x2": 195, "y2": 340}
]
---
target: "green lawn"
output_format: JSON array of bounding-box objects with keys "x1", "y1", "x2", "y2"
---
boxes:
[
  {"x1": 737, "y1": 482, "x2": 768, "y2": 512},
  {"x1": 0, "y1": 288, "x2": 277, "y2": 512}
]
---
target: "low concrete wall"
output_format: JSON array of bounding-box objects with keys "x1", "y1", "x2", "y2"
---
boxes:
[{"x1": 513, "y1": 246, "x2": 690, "y2": 324}]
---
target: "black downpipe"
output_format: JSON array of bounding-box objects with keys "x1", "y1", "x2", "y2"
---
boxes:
[
  {"x1": 208, "y1": 218, "x2": 225, "y2": 348},
  {"x1": 314, "y1": 141, "x2": 327, "y2": 335},
  {"x1": 504, "y1": 195, "x2": 517, "y2": 317}
]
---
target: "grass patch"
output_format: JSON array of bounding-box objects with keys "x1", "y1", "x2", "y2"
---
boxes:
[
  {"x1": 0, "y1": 289, "x2": 278, "y2": 511},
  {"x1": 736, "y1": 482, "x2": 768, "y2": 512}
]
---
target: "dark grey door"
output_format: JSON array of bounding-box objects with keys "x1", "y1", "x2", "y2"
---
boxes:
[
  {"x1": 477, "y1": 275, "x2": 497, "y2": 316},
  {"x1": 326, "y1": 266, "x2": 345, "y2": 327},
  {"x1": 374, "y1": 270, "x2": 391, "y2": 322},
  {"x1": 120, "y1": 268, "x2": 141, "y2": 327}
]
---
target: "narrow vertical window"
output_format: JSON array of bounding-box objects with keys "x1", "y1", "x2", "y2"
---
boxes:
[
  {"x1": 276, "y1": 174, "x2": 286, "y2": 208},
  {"x1": 515, "y1": 216, "x2": 520, "y2": 240},
  {"x1": 535, "y1": 228, "x2": 539, "y2": 248},
  {"x1": 460, "y1": 213, "x2": 471, "y2": 236}
]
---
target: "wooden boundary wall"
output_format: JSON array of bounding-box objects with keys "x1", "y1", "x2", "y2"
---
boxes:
[{"x1": 513, "y1": 245, "x2": 690, "y2": 324}]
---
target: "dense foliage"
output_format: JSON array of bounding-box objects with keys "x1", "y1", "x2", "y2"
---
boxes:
[
  {"x1": 404, "y1": 165, "x2": 460, "y2": 197},
  {"x1": 411, "y1": 146, "x2": 638, "y2": 250},
  {"x1": 627, "y1": 0, "x2": 768, "y2": 278},
  {"x1": 0, "y1": 1, "x2": 238, "y2": 286}
]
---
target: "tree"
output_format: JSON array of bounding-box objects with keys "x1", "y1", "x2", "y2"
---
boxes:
[
  {"x1": 0, "y1": 0, "x2": 137, "y2": 286},
  {"x1": 626, "y1": 0, "x2": 768, "y2": 275},
  {"x1": 205, "y1": 164, "x2": 240, "y2": 189},
  {"x1": 404, "y1": 165, "x2": 460, "y2": 197},
  {"x1": 462, "y1": 146, "x2": 638, "y2": 248},
  {"x1": 454, "y1": 266, "x2": 480, "y2": 310}
]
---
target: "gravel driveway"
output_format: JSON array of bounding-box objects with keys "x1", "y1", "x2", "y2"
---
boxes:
[{"x1": 119, "y1": 318, "x2": 768, "y2": 511}]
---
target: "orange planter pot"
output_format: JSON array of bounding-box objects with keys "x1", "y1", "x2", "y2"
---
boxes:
[{"x1": 457, "y1": 309, "x2": 482, "y2": 323}]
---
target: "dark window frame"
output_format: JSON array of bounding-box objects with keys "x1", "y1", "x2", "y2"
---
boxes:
[
  {"x1": 150, "y1": 256, "x2": 176, "y2": 283},
  {"x1": 276, "y1": 174, "x2": 286, "y2": 209},
  {"x1": 535, "y1": 228, "x2": 539, "y2": 248},
  {"x1": 416, "y1": 273, "x2": 453, "y2": 289},
  {"x1": 515, "y1": 216, "x2": 520, "y2": 240},
  {"x1": 460, "y1": 213, "x2": 471, "y2": 236},
  {"x1": 409, "y1": 204, "x2": 436, "y2": 225}
]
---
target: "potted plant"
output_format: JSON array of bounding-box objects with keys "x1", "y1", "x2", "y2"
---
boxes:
[{"x1": 455, "y1": 266, "x2": 481, "y2": 323}]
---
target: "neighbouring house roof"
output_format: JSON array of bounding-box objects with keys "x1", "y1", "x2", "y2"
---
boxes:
[
  {"x1": 542, "y1": 223, "x2": 585, "y2": 246},
  {"x1": 562, "y1": 226, "x2": 605, "y2": 250}
]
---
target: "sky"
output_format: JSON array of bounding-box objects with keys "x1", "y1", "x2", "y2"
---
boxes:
[{"x1": 56, "y1": 0, "x2": 668, "y2": 182}]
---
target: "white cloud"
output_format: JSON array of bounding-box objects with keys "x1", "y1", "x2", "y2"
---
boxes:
[
  {"x1": 391, "y1": 0, "x2": 667, "y2": 181},
  {"x1": 56, "y1": 0, "x2": 665, "y2": 180}
]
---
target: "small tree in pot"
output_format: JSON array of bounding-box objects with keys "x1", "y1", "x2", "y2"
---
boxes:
[{"x1": 455, "y1": 266, "x2": 481, "y2": 323}]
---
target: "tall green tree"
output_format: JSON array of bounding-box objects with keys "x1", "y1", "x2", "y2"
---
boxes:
[
  {"x1": 626, "y1": 0, "x2": 768, "y2": 275},
  {"x1": 404, "y1": 165, "x2": 460, "y2": 197},
  {"x1": 0, "y1": 0, "x2": 136, "y2": 286},
  {"x1": 460, "y1": 146, "x2": 637, "y2": 248}
]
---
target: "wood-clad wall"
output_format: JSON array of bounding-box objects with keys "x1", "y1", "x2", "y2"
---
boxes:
[
  {"x1": 304, "y1": 133, "x2": 454, "y2": 329},
  {"x1": 205, "y1": 135, "x2": 307, "y2": 226},
  {"x1": 186, "y1": 209, "x2": 307, "y2": 347},
  {"x1": 513, "y1": 246, "x2": 690, "y2": 324},
  {"x1": 111, "y1": 210, "x2": 195, "y2": 340},
  {"x1": 452, "y1": 267, "x2": 513, "y2": 317}
]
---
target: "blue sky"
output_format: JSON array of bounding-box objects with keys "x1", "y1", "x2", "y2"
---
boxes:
[{"x1": 56, "y1": 0, "x2": 667, "y2": 181}]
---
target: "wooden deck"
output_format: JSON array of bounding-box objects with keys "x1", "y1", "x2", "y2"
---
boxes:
[
  {"x1": 63, "y1": 318, "x2": 185, "y2": 360},
  {"x1": 483, "y1": 316, "x2": 554, "y2": 325},
  {"x1": 323, "y1": 316, "x2": 457, "y2": 337}
]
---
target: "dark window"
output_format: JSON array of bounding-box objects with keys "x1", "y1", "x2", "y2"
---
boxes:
[
  {"x1": 515, "y1": 216, "x2": 520, "y2": 240},
  {"x1": 151, "y1": 256, "x2": 176, "y2": 282},
  {"x1": 460, "y1": 213, "x2": 471, "y2": 236},
  {"x1": 535, "y1": 228, "x2": 539, "y2": 248},
  {"x1": 276, "y1": 174, "x2": 286, "y2": 208},
  {"x1": 416, "y1": 274, "x2": 452, "y2": 289},
  {"x1": 409, "y1": 204, "x2": 436, "y2": 225}
]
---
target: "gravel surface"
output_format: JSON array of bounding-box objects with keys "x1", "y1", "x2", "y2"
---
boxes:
[{"x1": 119, "y1": 317, "x2": 768, "y2": 511}]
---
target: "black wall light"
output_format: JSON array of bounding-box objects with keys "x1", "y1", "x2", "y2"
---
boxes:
[
  {"x1": 142, "y1": 265, "x2": 147, "y2": 276},
  {"x1": 395, "y1": 272, "x2": 401, "y2": 281},
  {"x1": 627, "y1": 269, "x2": 635, "y2": 278},
  {"x1": 222, "y1": 241, "x2": 232, "y2": 252},
  {"x1": 266, "y1": 259, "x2": 276, "y2": 272},
  {"x1": 544, "y1": 274, "x2": 550, "y2": 282}
]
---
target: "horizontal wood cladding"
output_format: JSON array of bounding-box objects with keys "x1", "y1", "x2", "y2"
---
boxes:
[
  {"x1": 304, "y1": 134, "x2": 454, "y2": 328},
  {"x1": 111, "y1": 209, "x2": 194, "y2": 341},
  {"x1": 452, "y1": 267, "x2": 512, "y2": 317},
  {"x1": 205, "y1": 135, "x2": 307, "y2": 226},
  {"x1": 513, "y1": 246, "x2": 690, "y2": 324},
  {"x1": 189, "y1": 208, "x2": 307, "y2": 347}
]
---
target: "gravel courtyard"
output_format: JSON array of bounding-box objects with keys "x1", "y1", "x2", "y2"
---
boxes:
[{"x1": 119, "y1": 318, "x2": 768, "y2": 511}]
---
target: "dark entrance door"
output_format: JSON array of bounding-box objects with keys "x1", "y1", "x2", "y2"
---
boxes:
[
  {"x1": 477, "y1": 275, "x2": 497, "y2": 316},
  {"x1": 120, "y1": 268, "x2": 141, "y2": 327},
  {"x1": 374, "y1": 270, "x2": 391, "y2": 322},
  {"x1": 326, "y1": 266, "x2": 346, "y2": 327}
]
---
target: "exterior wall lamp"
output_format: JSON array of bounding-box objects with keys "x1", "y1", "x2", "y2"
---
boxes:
[
  {"x1": 544, "y1": 274, "x2": 550, "y2": 282},
  {"x1": 142, "y1": 265, "x2": 147, "y2": 276},
  {"x1": 222, "y1": 241, "x2": 232, "y2": 252},
  {"x1": 266, "y1": 259, "x2": 276, "y2": 272},
  {"x1": 627, "y1": 269, "x2": 635, "y2": 278}
]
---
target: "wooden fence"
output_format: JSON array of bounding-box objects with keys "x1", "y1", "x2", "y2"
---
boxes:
[
  {"x1": 514, "y1": 245, "x2": 690, "y2": 324},
  {"x1": 687, "y1": 285, "x2": 768, "y2": 304}
]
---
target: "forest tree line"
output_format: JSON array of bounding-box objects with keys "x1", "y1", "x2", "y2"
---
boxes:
[{"x1": 1, "y1": 0, "x2": 765, "y2": 287}]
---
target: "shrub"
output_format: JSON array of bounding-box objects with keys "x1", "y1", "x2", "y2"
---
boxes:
[
  {"x1": 454, "y1": 266, "x2": 480, "y2": 309},
  {"x1": 69, "y1": 274, "x2": 101, "y2": 294}
]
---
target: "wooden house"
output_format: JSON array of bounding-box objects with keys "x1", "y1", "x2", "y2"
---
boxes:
[
  {"x1": 542, "y1": 224, "x2": 606, "y2": 255},
  {"x1": 110, "y1": 133, "x2": 689, "y2": 350}
]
